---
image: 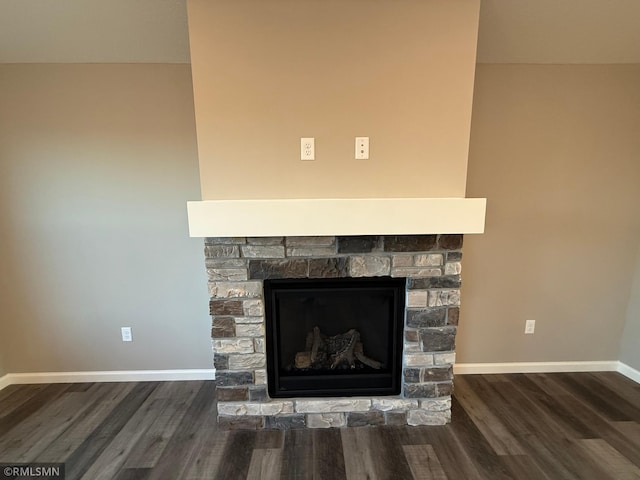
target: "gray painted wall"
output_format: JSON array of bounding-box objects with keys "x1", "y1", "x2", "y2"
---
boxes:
[
  {"x1": 1, "y1": 62, "x2": 639, "y2": 378},
  {"x1": 0, "y1": 64, "x2": 211, "y2": 373},
  {"x1": 460, "y1": 64, "x2": 640, "y2": 364},
  {"x1": 620, "y1": 245, "x2": 640, "y2": 370}
]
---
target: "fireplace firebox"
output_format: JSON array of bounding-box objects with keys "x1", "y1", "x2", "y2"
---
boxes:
[{"x1": 264, "y1": 277, "x2": 405, "y2": 398}]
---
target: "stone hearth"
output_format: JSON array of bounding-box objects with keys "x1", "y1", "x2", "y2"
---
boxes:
[{"x1": 207, "y1": 235, "x2": 462, "y2": 429}]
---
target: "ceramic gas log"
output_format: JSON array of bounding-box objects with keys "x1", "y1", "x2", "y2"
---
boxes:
[{"x1": 293, "y1": 327, "x2": 382, "y2": 371}]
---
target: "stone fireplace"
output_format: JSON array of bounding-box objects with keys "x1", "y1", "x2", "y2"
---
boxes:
[
  {"x1": 185, "y1": 0, "x2": 486, "y2": 432},
  {"x1": 208, "y1": 234, "x2": 462, "y2": 429}
]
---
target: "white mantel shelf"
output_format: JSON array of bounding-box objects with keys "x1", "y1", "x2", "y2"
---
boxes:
[{"x1": 187, "y1": 198, "x2": 486, "y2": 238}]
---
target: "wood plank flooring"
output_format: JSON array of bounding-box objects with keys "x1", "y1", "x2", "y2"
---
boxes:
[{"x1": 0, "y1": 372, "x2": 638, "y2": 479}]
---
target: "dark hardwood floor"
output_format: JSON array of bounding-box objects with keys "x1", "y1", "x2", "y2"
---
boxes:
[{"x1": 0, "y1": 372, "x2": 639, "y2": 479}]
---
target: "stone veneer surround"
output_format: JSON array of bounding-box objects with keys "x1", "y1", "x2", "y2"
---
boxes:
[{"x1": 206, "y1": 235, "x2": 462, "y2": 429}]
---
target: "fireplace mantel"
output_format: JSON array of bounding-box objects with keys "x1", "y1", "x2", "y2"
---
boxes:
[{"x1": 187, "y1": 198, "x2": 486, "y2": 238}]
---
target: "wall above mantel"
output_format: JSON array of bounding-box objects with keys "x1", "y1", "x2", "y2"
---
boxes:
[{"x1": 187, "y1": 0, "x2": 481, "y2": 201}]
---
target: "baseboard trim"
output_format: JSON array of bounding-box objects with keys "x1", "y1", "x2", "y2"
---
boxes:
[
  {"x1": 0, "y1": 369, "x2": 215, "y2": 389},
  {"x1": 617, "y1": 362, "x2": 640, "y2": 384},
  {"x1": 454, "y1": 361, "x2": 619, "y2": 375},
  {"x1": 1, "y1": 362, "x2": 637, "y2": 391},
  {"x1": 0, "y1": 374, "x2": 10, "y2": 391}
]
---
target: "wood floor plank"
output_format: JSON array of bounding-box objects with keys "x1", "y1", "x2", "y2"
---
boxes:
[
  {"x1": 539, "y1": 377, "x2": 640, "y2": 468},
  {"x1": 524, "y1": 373, "x2": 571, "y2": 398},
  {"x1": 482, "y1": 374, "x2": 510, "y2": 383},
  {"x1": 508, "y1": 374, "x2": 600, "y2": 439},
  {"x1": 403, "y1": 444, "x2": 448, "y2": 480},
  {"x1": 0, "y1": 383, "x2": 70, "y2": 439},
  {"x1": 484, "y1": 376, "x2": 614, "y2": 480},
  {"x1": 0, "y1": 384, "x2": 46, "y2": 415},
  {"x1": 368, "y1": 427, "x2": 415, "y2": 480},
  {"x1": 585, "y1": 372, "x2": 640, "y2": 409},
  {"x1": 36, "y1": 382, "x2": 137, "y2": 463},
  {"x1": 340, "y1": 427, "x2": 379, "y2": 480},
  {"x1": 553, "y1": 373, "x2": 638, "y2": 422},
  {"x1": 590, "y1": 372, "x2": 640, "y2": 407},
  {"x1": 146, "y1": 381, "x2": 217, "y2": 480},
  {"x1": 579, "y1": 439, "x2": 640, "y2": 480},
  {"x1": 499, "y1": 454, "x2": 552, "y2": 480},
  {"x1": 177, "y1": 382, "x2": 229, "y2": 480},
  {"x1": 180, "y1": 421, "x2": 229, "y2": 480},
  {"x1": 0, "y1": 384, "x2": 23, "y2": 403},
  {"x1": 312, "y1": 428, "x2": 347, "y2": 480},
  {"x1": 114, "y1": 468, "x2": 152, "y2": 480},
  {"x1": 79, "y1": 389, "x2": 172, "y2": 480},
  {"x1": 123, "y1": 381, "x2": 203, "y2": 469},
  {"x1": 0, "y1": 392, "x2": 87, "y2": 461},
  {"x1": 342, "y1": 426, "x2": 415, "y2": 480},
  {"x1": 575, "y1": 373, "x2": 640, "y2": 421},
  {"x1": 246, "y1": 448, "x2": 282, "y2": 480},
  {"x1": 522, "y1": 374, "x2": 602, "y2": 439},
  {"x1": 65, "y1": 383, "x2": 95, "y2": 392},
  {"x1": 412, "y1": 425, "x2": 484, "y2": 480},
  {"x1": 386, "y1": 422, "x2": 429, "y2": 447},
  {"x1": 2, "y1": 385, "x2": 112, "y2": 463},
  {"x1": 453, "y1": 375, "x2": 525, "y2": 455},
  {"x1": 213, "y1": 430, "x2": 256, "y2": 480},
  {"x1": 63, "y1": 382, "x2": 159, "y2": 480},
  {"x1": 448, "y1": 394, "x2": 518, "y2": 479},
  {"x1": 280, "y1": 428, "x2": 313, "y2": 479},
  {"x1": 518, "y1": 433, "x2": 582, "y2": 480},
  {"x1": 253, "y1": 428, "x2": 284, "y2": 450},
  {"x1": 613, "y1": 421, "x2": 640, "y2": 447},
  {"x1": 457, "y1": 376, "x2": 531, "y2": 438},
  {"x1": 462, "y1": 376, "x2": 591, "y2": 480}
]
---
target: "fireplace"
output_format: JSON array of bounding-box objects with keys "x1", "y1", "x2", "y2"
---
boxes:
[
  {"x1": 264, "y1": 277, "x2": 405, "y2": 398},
  {"x1": 208, "y1": 235, "x2": 461, "y2": 429},
  {"x1": 186, "y1": 0, "x2": 486, "y2": 429}
]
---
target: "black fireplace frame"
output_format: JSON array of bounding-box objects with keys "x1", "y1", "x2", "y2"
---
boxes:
[{"x1": 263, "y1": 276, "x2": 406, "y2": 398}]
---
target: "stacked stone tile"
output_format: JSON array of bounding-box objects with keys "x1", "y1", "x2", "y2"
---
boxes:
[{"x1": 206, "y1": 235, "x2": 462, "y2": 429}]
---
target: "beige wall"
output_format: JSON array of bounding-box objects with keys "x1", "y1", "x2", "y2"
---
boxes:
[
  {"x1": 620, "y1": 244, "x2": 640, "y2": 370},
  {"x1": 459, "y1": 64, "x2": 640, "y2": 363},
  {"x1": 0, "y1": 64, "x2": 212, "y2": 373},
  {"x1": 187, "y1": 0, "x2": 480, "y2": 200}
]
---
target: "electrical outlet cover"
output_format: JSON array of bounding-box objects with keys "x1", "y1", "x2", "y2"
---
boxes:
[
  {"x1": 121, "y1": 327, "x2": 133, "y2": 342},
  {"x1": 301, "y1": 137, "x2": 315, "y2": 161}
]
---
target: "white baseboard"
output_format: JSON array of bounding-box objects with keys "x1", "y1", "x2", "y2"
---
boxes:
[
  {"x1": 0, "y1": 369, "x2": 215, "y2": 390},
  {"x1": 617, "y1": 362, "x2": 640, "y2": 384},
  {"x1": 1, "y1": 362, "x2": 637, "y2": 392},
  {"x1": 454, "y1": 361, "x2": 619, "y2": 375},
  {"x1": 0, "y1": 374, "x2": 10, "y2": 391}
]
